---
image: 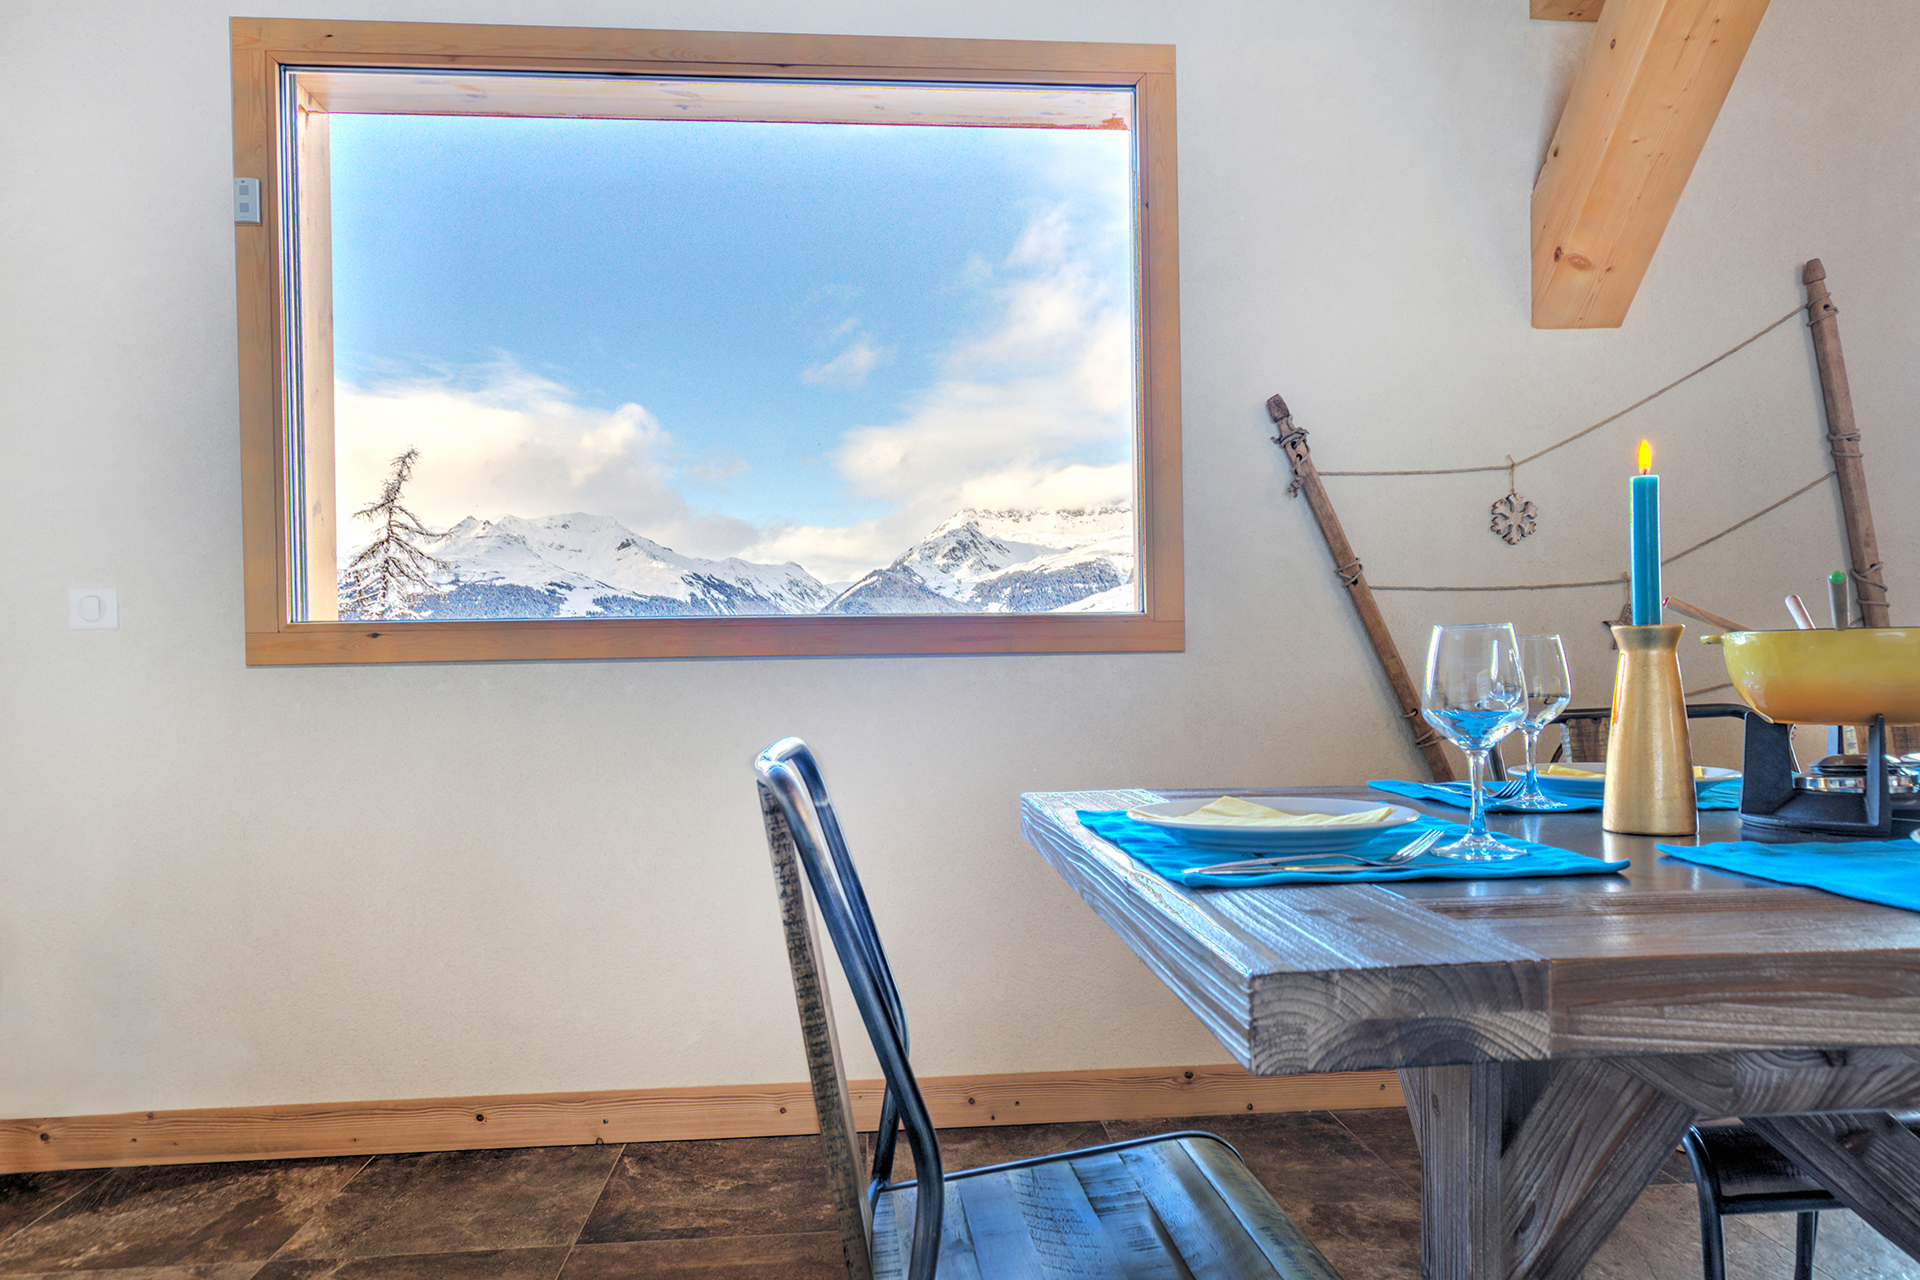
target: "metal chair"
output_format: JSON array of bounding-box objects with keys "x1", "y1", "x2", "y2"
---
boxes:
[
  {"x1": 1487, "y1": 702, "x2": 1749, "y2": 779},
  {"x1": 1682, "y1": 1116, "x2": 1920, "y2": 1280},
  {"x1": 1546, "y1": 701, "x2": 1752, "y2": 764},
  {"x1": 756, "y1": 737, "x2": 1346, "y2": 1280}
]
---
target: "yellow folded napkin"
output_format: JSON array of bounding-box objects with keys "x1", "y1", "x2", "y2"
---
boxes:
[
  {"x1": 1164, "y1": 796, "x2": 1396, "y2": 826},
  {"x1": 1539, "y1": 764, "x2": 1715, "y2": 779}
]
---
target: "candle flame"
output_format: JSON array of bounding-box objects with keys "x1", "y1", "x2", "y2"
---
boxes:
[{"x1": 1637, "y1": 439, "x2": 1652, "y2": 474}]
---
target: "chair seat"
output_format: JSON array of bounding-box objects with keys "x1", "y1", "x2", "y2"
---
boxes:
[
  {"x1": 869, "y1": 1132, "x2": 1341, "y2": 1279},
  {"x1": 1692, "y1": 1114, "x2": 1920, "y2": 1204}
]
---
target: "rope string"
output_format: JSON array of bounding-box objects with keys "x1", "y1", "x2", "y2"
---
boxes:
[
  {"x1": 1396, "y1": 706, "x2": 1446, "y2": 750},
  {"x1": 1290, "y1": 300, "x2": 1859, "y2": 600},
  {"x1": 1275, "y1": 422, "x2": 1312, "y2": 496},
  {"x1": 1362, "y1": 472, "x2": 1833, "y2": 592},
  {"x1": 1658, "y1": 471, "x2": 1834, "y2": 565},
  {"x1": 1366, "y1": 578, "x2": 1624, "y2": 593},
  {"x1": 1317, "y1": 305, "x2": 1804, "y2": 478}
]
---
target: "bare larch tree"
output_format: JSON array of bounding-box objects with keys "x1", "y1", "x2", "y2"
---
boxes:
[{"x1": 337, "y1": 447, "x2": 447, "y2": 620}]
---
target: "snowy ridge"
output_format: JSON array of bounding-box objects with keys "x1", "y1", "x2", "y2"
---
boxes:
[
  {"x1": 409, "y1": 513, "x2": 832, "y2": 619},
  {"x1": 825, "y1": 504, "x2": 1135, "y2": 614},
  {"x1": 344, "y1": 505, "x2": 1134, "y2": 619}
]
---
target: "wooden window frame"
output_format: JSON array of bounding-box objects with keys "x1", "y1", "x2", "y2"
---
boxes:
[{"x1": 232, "y1": 18, "x2": 1182, "y2": 664}]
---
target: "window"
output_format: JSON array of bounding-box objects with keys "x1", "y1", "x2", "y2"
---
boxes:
[{"x1": 232, "y1": 19, "x2": 1181, "y2": 663}]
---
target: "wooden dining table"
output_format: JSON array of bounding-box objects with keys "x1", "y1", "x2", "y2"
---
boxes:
[{"x1": 1021, "y1": 787, "x2": 1920, "y2": 1280}]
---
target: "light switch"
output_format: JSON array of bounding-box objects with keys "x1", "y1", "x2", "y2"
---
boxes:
[
  {"x1": 69, "y1": 588, "x2": 119, "y2": 629},
  {"x1": 235, "y1": 177, "x2": 261, "y2": 224}
]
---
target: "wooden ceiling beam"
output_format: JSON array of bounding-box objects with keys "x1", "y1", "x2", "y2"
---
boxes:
[
  {"x1": 1532, "y1": 0, "x2": 1605, "y2": 20},
  {"x1": 1531, "y1": 0, "x2": 1770, "y2": 328}
]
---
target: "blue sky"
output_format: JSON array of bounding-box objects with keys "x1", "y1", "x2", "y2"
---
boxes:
[{"x1": 329, "y1": 106, "x2": 1138, "y2": 581}]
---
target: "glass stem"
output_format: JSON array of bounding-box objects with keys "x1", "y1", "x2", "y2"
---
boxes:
[
  {"x1": 1465, "y1": 748, "x2": 1489, "y2": 838},
  {"x1": 1521, "y1": 726, "x2": 1545, "y2": 799}
]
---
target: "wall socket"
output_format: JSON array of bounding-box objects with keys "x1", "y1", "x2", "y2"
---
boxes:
[{"x1": 69, "y1": 588, "x2": 119, "y2": 629}]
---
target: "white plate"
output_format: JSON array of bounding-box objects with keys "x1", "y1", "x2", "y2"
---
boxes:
[
  {"x1": 1533, "y1": 764, "x2": 1739, "y2": 802},
  {"x1": 1127, "y1": 796, "x2": 1422, "y2": 853}
]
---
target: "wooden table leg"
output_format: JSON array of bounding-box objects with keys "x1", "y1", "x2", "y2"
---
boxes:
[
  {"x1": 1402, "y1": 1063, "x2": 1521, "y2": 1279},
  {"x1": 1748, "y1": 1112, "x2": 1920, "y2": 1265},
  {"x1": 1402, "y1": 1060, "x2": 1697, "y2": 1280}
]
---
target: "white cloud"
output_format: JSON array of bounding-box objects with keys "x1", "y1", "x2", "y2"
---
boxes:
[
  {"x1": 333, "y1": 362, "x2": 760, "y2": 561},
  {"x1": 951, "y1": 461, "x2": 1134, "y2": 513},
  {"x1": 801, "y1": 336, "x2": 883, "y2": 389},
  {"x1": 815, "y1": 199, "x2": 1135, "y2": 542},
  {"x1": 688, "y1": 453, "x2": 749, "y2": 486},
  {"x1": 729, "y1": 188, "x2": 1137, "y2": 583},
  {"x1": 744, "y1": 517, "x2": 910, "y2": 587},
  {"x1": 737, "y1": 340, "x2": 1133, "y2": 581}
]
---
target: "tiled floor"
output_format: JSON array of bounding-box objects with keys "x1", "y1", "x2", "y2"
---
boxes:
[{"x1": 0, "y1": 1110, "x2": 1914, "y2": 1279}]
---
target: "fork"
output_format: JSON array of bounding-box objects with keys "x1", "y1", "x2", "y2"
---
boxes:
[
  {"x1": 1194, "y1": 827, "x2": 1445, "y2": 876},
  {"x1": 1436, "y1": 778, "x2": 1525, "y2": 802}
]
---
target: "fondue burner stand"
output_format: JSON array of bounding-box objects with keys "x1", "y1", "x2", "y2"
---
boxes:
[{"x1": 1740, "y1": 713, "x2": 1920, "y2": 838}]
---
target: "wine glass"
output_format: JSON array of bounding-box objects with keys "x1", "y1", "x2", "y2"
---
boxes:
[
  {"x1": 1508, "y1": 634, "x2": 1572, "y2": 810},
  {"x1": 1423, "y1": 623, "x2": 1531, "y2": 860}
]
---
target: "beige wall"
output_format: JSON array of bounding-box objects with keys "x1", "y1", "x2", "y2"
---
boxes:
[{"x1": 2, "y1": 0, "x2": 1914, "y2": 1119}]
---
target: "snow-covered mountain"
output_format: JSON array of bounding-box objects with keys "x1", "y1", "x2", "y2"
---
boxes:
[
  {"x1": 824, "y1": 505, "x2": 1135, "y2": 614},
  {"x1": 404, "y1": 514, "x2": 833, "y2": 619},
  {"x1": 344, "y1": 505, "x2": 1135, "y2": 619}
]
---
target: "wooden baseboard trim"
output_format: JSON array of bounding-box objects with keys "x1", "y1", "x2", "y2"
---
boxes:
[{"x1": 0, "y1": 1065, "x2": 1401, "y2": 1173}]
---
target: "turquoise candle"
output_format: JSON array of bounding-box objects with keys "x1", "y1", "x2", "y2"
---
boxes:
[{"x1": 1630, "y1": 441, "x2": 1660, "y2": 624}]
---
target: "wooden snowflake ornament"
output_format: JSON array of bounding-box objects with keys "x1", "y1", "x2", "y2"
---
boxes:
[{"x1": 1490, "y1": 492, "x2": 1538, "y2": 544}]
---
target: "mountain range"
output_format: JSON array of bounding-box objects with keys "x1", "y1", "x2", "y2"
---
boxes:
[{"x1": 354, "y1": 505, "x2": 1136, "y2": 620}]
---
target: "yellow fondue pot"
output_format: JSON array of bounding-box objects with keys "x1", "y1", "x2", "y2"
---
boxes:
[{"x1": 1701, "y1": 627, "x2": 1920, "y2": 724}]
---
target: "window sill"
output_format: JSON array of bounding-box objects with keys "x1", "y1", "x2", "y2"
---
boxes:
[{"x1": 244, "y1": 613, "x2": 1184, "y2": 665}]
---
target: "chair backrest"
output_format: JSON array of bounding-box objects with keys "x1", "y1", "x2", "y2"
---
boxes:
[
  {"x1": 1560, "y1": 713, "x2": 1609, "y2": 764},
  {"x1": 756, "y1": 738, "x2": 945, "y2": 1280},
  {"x1": 1551, "y1": 701, "x2": 1752, "y2": 764}
]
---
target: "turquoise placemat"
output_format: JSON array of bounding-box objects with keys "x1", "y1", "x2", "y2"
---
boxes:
[
  {"x1": 1659, "y1": 838, "x2": 1920, "y2": 913},
  {"x1": 1369, "y1": 777, "x2": 1743, "y2": 813},
  {"x1": 1076, "y1": 809, "x2": 1627, "y2": 888}
]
